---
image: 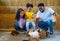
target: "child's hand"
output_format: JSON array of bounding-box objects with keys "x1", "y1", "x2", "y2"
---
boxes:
[
  {"x1": 31, "y1": 15, "x2": 34, "y2": 18},
  {"x1": 25, "y1": 15, "x2": 29, "y2": 19},
  {"x1": 32, "y1": 14, "x2": 35, "y2": 18},
  {"x1": 26, "y1": 16, "x2": 30, "y2": 19}
]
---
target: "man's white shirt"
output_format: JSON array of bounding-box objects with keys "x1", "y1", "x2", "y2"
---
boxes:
[{"x1": 36, "y1": 7, "x2": 56, "y2": 22}]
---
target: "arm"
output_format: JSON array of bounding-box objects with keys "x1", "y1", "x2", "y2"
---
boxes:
[
  {"x1": 50, "y1": 8, "x2": 57, "y2": 22},
  {"x1": 49, "y1": 8, "x2": 57, "y2": 16},
  {"x1": 53, "y1": 13, "x2": 57, "y2": 16},
  {"x1": 36, "y1": 11, "x2": 40, "y2": 24},
  {"x1": 25, "y1": 15, "x2": 29, "y2": 19},
  {"x1": 36, "y1": 18, "x2": 40, "y2": 24},
  {"x1": 19, "y1": 19, "x2": 25, "y2": 28},
  {"x1": 32, "y1": 14, "x2": 36, "y2": 18}
]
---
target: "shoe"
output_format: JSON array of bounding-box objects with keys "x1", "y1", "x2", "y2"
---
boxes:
[{"x1": 50, "y1": 32, "x2": 54, "y2": 38}]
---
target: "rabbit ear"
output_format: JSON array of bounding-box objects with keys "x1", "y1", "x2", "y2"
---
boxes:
[
  {"x1": 29, "y1": 32, "x2": 33, "y2": 36},
  {"x1": 29, "y1": 28, "x2": 34, "y2": 32}
]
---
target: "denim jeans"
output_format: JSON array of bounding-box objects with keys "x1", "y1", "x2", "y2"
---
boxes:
[
  {"x1": 14, "y1": 22, "x2": 32, "y2": 32},
  {"x1": 38, "y1": 20, "x2": 56, "y2": 35},
  {"x1": 26, "y1": 21, "x2": 36, "y2": 32}
]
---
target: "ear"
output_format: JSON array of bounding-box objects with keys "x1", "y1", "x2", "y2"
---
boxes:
[{"x1": 37, "y1": 26, "x2": 40, "y2": 33}]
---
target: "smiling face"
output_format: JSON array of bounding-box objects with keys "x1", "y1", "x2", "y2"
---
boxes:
[
  {"x1": 27, "y1": 7, "x2": 32, "y2": 12},
  {"x1": 39, "y1": 6, "x2": 45, "y2": 12},
  {"x1": 20, "y1": 11, "x2": 24, "y2": 18}
]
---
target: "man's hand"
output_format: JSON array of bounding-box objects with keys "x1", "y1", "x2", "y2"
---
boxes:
[
  {"x1": 53, "y1": 13, "x2": 57, "y2": 16},
  {"x1": 36, "y1": 18, "x2": 39, "y2": 24},
  {"x1": 36, "y1": 18, "x2": 42, "y2": 24}
]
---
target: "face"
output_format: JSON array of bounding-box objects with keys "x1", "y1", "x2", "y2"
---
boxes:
[
  {"x1": 39, "y1": 6, "x2": 45, "y2": 12},
  {"x1": 20, "y1": 11, "x2": 24, "y2": 18},
  {"x1": 27, "y1": 7, "x2": 32, "y2": 12}
]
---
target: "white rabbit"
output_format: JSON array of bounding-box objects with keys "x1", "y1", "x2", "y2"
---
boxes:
[{"x1": 29, "y1": 31, "x2": 39, "y2": 38}]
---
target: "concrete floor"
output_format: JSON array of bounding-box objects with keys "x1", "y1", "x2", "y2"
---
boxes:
[{"x1": 0, "y1": 31, "x2": 60, "y2": 41}]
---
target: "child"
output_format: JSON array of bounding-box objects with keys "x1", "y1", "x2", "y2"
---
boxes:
[
  {"x1": 14, "y1": 8, "x2": 26, "y2": 33},
  {"x1": 25, "y1": 3, "x2": 36, "y2": 32}
]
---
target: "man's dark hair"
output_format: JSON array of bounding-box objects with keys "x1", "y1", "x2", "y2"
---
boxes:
[
  {"x1": 26, "y1": 3, "x2": 33, "y2": 8},
  {"x1": 38, "y1": 3, "x2": 44, "y2": 7}
]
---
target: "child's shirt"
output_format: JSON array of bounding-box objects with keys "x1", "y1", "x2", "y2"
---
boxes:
[
  {"x1": 17, "y1": 18, "x2": 25, "y2": 26},
  {"x1": 25, "y1": 12, "x2": 34, "y2": 22}
]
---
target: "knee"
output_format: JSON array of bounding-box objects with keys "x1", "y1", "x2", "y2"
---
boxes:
[
  {"x1": 14, "y1": 22, "x2": 19, "y2": 27},
  {"x1": 29, "y1": 23, "x2": 32, "y2": 29},
  {"x1": 38, "y1": 21, "x2": 44, "y2": 24},
  {"x1": 38, "y1": 21, "x2": 44, "y2": 26}
]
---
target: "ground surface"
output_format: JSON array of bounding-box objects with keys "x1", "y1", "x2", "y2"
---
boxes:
[{"x1": 0, "y1": 31, "x2": 60, "y2": 41}]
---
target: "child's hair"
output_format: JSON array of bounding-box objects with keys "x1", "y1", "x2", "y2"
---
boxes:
[
  {"x1": 26, "y1": 3, "x2": 33, "y2": 8},
  {"x1": 15, "y1": 8, "x2": 25, "y2": 21}
]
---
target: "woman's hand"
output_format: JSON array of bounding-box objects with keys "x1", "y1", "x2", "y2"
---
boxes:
[{"x1": 19, "y1": 25, "x2": 23, "y2": 28}]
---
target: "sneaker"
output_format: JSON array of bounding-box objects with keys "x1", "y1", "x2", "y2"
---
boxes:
[{"x1": 49, "y1": 32, "x2": 54, "y2": 38}]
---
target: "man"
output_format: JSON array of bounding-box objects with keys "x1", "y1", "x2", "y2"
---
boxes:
[{"x1": 36, "y1": 3, "x2": 57, "y2": 36}]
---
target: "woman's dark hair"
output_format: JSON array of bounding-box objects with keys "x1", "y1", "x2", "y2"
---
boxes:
[
  {"x1": 38, "y1": 3, "x2": 44, "y2": 7},
  {"x1": 26, "y1": 3, "x2": 33, "y2": 8},
  {"x1": 15, "y1": 8, "x2": 25, "y2": 21}
]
